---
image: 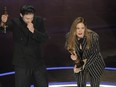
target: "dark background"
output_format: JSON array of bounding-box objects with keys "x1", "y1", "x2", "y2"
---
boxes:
[{"x1": 0, "y1": 0, "x2": 116, "y2": 73}]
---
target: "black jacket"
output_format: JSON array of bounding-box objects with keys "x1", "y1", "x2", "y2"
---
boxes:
[{"x1": 0, "y1": 16, "x2": 48, "y2": 68}]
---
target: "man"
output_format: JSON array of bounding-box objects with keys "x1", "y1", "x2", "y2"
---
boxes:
[{"x1": 0, "y1": 5, "x2": 48, "y2": 87}]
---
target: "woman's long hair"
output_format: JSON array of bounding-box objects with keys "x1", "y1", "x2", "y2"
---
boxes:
[{"x1": 65, "y1": 17, "x2": 91, "y2": 52}]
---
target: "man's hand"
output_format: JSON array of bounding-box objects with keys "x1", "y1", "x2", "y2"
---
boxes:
[{"x1": 27, "y1": 22, "x2": 34, "y2": 33}]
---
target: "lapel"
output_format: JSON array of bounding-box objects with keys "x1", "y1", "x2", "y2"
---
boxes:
[
  {"x1": 75, "y1": 38, "x2": 80, "y2": 57},
  {"x1": 75, "y1": 37, "x2": 87, "y2": 59},
  {"x1": 82, "y1": 37, "x2": 87, "y2": 58},
  {"x1": 82, "y1": 37, "x2": 87, "y2": 50}
]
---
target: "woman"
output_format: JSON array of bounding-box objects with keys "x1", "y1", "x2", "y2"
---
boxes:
[{"x1": 65, "y1": 17, "x2": 105, "y2": 87}]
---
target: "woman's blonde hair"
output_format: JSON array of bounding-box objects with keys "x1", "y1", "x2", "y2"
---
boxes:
[{"x1": 65, "y1": 17, "x2": 91, "y2": 52}]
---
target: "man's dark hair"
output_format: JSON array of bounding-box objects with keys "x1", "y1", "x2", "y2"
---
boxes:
[{"x1": 20, "y1": 5, "x2": 35, "y2": 15}]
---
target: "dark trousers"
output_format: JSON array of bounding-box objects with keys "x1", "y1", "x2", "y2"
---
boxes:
[
  {"x1": 15, "y1": 66, "x2": 48, "y2": 87},
  {"x1": 75, "y1": 70, "x2": 100, "y2": 87}
]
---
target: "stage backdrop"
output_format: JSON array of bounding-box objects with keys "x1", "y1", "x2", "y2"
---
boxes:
[{"x1": 0, "y1": 0, "x2": 116, "y2": 72}]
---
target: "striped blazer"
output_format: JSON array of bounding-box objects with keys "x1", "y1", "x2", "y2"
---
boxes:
[{"x1": 75, "y1": 30, "x2": 105, "y2": 79}]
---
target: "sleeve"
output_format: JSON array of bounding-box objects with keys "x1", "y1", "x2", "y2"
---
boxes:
[
  {"x1": 31, "y1": 17, "x2": 48, "y2": 43},
  {"x1": 85, "y1": 33, "x2": 100, "y2": 68}
]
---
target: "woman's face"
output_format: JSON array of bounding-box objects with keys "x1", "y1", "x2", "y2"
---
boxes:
[{"x1": 76, "y1": 22, "x2": 86, "y2": 38}]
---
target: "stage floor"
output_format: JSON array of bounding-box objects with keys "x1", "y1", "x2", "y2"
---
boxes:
[
  {"x1": 0, "y1": 67, "x2": 116, "y2": 87},
  {"x1": 47, "y1": 67, "x2": 116, "y2": 86}
]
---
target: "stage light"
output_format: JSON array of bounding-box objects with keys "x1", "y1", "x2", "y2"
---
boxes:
[{"x1": 48, "y1": 82, "x2": 116, "y2": 87}]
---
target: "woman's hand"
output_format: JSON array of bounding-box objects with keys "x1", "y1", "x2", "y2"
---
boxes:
[
  {"x1": 71, "y1": 54, "x2": 77, "y2": 61},
  {"x1": 73, "y1": 64, "x2": 81, "y2": 73},
  {"x1": 70, "y1": 51, "x2": 77, "y2": 61}
]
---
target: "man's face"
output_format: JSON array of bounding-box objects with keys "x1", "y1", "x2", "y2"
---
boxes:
[{"x1": 20, "y1": 13, "x2": 34, "y2": 24}]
